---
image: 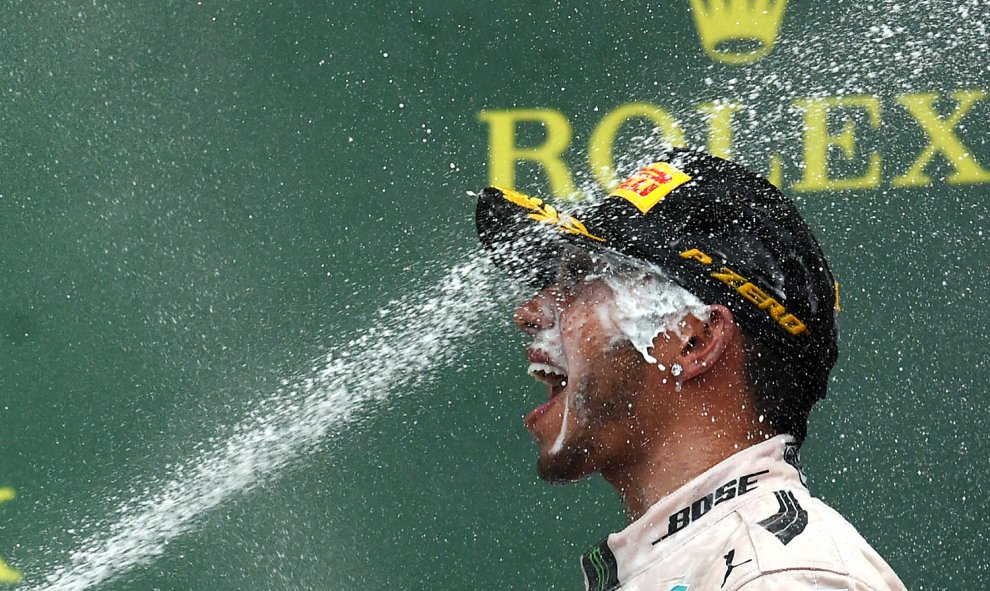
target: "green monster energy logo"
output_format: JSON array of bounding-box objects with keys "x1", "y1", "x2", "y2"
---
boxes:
[{"x1": 581, "y1": 541, "x2": 619, "y2": 591}]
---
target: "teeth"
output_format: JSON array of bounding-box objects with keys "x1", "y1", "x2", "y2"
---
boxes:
[{"x1": 528, "y1": 362, "x2": 565, "y2": 377}]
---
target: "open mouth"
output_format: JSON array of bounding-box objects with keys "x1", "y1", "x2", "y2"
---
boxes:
[
  {"x1": 524, "y1": 335, "x2": 569, "y2": 427},
  {"x1": 528, "y1": 362, "x2": 568, "y2": 399},
  {"x1": 525, "y1": 361, "x2": 569, "y2": 427}
]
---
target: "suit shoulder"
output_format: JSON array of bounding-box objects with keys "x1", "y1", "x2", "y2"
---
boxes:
[{"x1": 725, "y1": 488, "x2": 906, "y2": 591}]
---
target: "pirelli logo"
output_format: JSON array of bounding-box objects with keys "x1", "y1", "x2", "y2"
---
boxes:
[
  {"x1": 680, "y1": 248, "x2": 808, "y2": 336},
  {"x1": 609, "y1": 162, "x2": 692, "y2": 214}
]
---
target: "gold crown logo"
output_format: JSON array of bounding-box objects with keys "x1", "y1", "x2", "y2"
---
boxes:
[{"x1": 689, "y1": 0, "x2": 788, "y2": 65}]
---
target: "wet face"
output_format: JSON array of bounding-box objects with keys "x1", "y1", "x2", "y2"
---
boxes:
[{"x1": 514, "y1": 251, "x2": 683, "y2": 483}]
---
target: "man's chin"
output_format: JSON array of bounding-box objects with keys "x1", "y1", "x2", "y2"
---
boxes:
[{"x1": 536, "y1": 445, "x2": 593, "y2": 484}]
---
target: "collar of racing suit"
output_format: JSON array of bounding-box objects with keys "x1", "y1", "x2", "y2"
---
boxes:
[{"x1": 580, "y1": 435, "x2": 808, "y2": 591}]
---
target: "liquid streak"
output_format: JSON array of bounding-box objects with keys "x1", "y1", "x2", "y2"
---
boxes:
[{"x1": 26, "y1": 257, "x2": 500, "y2": 591}]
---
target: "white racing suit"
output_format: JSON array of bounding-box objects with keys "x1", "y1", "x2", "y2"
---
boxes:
[{"x1": 580, "y1": 436, "x2": 907, "y2": 591}]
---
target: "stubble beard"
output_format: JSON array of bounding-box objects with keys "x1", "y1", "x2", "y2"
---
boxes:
[
  {"x1": 536, "y1": 375, "x2": 596, "y2": 484},
  {"x1": 536, "y1": 370, "x2": 630, "y2": 484},
  {"x1": 535, "y1": 351, "x2": 644, "y2": 484}
]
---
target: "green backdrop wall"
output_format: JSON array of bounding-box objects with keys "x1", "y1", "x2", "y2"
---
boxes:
[{"x1": 1, "y1": 1, "x2": 987, "y2": 589}]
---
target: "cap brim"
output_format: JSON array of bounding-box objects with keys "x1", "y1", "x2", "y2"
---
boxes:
[{"x1": 475, "y1": 186, "x2": 616, "y2": 287}]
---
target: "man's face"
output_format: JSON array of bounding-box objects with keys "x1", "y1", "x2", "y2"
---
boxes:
[{"x1": 514, "y1": 250, "x2": 682, "y2": 483}]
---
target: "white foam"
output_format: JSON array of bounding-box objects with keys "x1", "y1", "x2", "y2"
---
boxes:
[
  {"x1": 528, "y1": 303, "x2": 568, "y2": 373},
  {"x1": 599, "y1": 262, "x2": 709, "y2": 364},
  {"x1": 549, "y1": 397, "x2": 570, "y2": 455}
]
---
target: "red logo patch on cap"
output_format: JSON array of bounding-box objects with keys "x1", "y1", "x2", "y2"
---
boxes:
[{"x1": 610, "y1": 162, "x2": 692, "y2": 214}]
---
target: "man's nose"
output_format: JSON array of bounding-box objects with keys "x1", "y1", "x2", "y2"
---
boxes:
[{"x1": 514, "y1": 290, "x2": 556, "y2": 336}]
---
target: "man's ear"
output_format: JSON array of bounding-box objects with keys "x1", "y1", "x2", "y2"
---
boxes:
[{"x1": 674, "y1": 305, "x2": 739, "y2": 381}]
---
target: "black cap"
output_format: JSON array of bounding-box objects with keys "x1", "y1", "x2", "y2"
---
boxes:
[{"x1": 475, "y1": 147, "x2": 839, "y2": 395}]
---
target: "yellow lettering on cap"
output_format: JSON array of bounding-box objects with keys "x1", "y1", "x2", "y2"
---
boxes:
[
  {"x1": 739, "y1": 282, "x2": 770, "y2": 307},
  {"x1": 711, "y1": 267, "x2": 748, "y2": 289},
  {"x1": 778, "y1": 314, "x2": 808, "y2": 336},
  {"x1": 709, "y1": 265, "x2": 809, "y2": 338},
  {"x1": 680, "y1": 248, "x2": 713, "y2": 265},
  {"x1": 759, "y1": 297, "x2": 786, "y2": 321},
  {"x1": 609, "y1": 162, "x2": 692, "y2": 214}
]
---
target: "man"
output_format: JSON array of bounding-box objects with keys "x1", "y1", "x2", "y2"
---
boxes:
[{"x1": 475, "y1": 148, "x2": 906, "y2": 591}]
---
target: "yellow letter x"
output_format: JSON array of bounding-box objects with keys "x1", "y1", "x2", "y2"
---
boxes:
[
  {"x1": 894, "y1": 90, "x2": 990, "y2": 187},
  {"x1": 0, "y1": 488, "x2": 20, "y2": 584}
]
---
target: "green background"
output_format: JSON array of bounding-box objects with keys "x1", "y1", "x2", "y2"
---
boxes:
[{"x1": 1, "y1": 1, "x2": 988, "y2": 589}]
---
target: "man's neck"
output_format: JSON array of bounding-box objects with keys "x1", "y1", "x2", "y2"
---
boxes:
[{"x1": 602, "y1": 422, "x2": 768, "y2": 522}]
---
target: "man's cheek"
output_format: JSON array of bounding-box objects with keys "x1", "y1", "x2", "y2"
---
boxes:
[
  {"x1": 572, "y1": 380, "x2": 591, "y2": 420},
  {"x1": 573, "y1": 374, "x2": 633, "y2": 427}
]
